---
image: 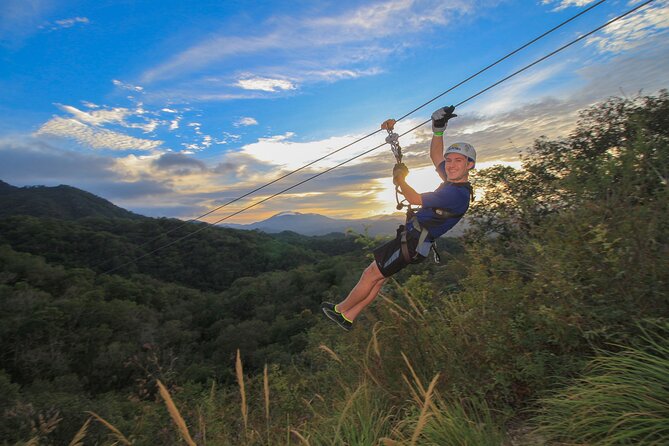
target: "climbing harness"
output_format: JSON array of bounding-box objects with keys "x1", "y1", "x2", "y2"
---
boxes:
[{"x1": 400, "y1": 185, "x2": 473, "y2": 265}]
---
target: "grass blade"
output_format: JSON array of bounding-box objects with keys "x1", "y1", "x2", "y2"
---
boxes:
[
  {"x1": 156, "y1": 380, "x2": 197, "y2": 446},
  {"x1": 68, "y1": 417, "x2": 91, "y2": 446},
  {"x1": 410, "y1": 373, "x2": 440, "y2": 446},
  {"x1": 236, "y1": 349, "x2": 248, "y2": 433},
  {"x1": 87, "y1": 411, "x2": 132, "y2": 445}
]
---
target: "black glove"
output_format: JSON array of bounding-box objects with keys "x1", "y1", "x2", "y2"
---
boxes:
[
  {"x1": 431, "y1": 105, "x2": 457, "y2": 133},
  {"x1": 393, "y1": 163, "x2": 409, "y2": 186}
]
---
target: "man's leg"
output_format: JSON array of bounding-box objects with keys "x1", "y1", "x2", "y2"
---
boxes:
[
  {"x1": 336, "y1": 261, "x2": 386, "y2": 321},
  {"x1": 342, "y1": 277, "x2": 386, "y2": 321}
]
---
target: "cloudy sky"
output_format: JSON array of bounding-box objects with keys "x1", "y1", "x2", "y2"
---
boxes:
[{"x1": 1, "y1": 0, "x2": 668, "y2": 223}]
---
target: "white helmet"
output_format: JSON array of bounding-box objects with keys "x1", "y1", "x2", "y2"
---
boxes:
[{"x1": 445, "y1": 142, "x2": 476, "y2": 165}]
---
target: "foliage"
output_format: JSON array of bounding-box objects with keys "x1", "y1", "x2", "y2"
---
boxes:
[
  {"x1": 0, "y1": 215, "x2": 339, "y2": 291},
  {"x1": 394, "y1": 396, "x2": 507, "y2": 446},
  {"x1": 0, "y1": 242, "x2": 364, "y2": 443},
  {"x1": 535, "y1": 322, "x2": 669, "y2": 445},
  {"x1": 468, "y1": 90, "x2": 669, "y2": 241}
]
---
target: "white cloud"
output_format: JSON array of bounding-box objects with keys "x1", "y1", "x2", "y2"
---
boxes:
[
  {"x1": 51, "y1": 16, "x2": 89, "y2": 29},
  {"x1": 127, "y1": 120, "x2": 160, "y2": 133},
  {"x1": 235, "y1": 77, "x2": 296, "y2": 92},
  {"x1": 308, "y1": 0, "x2": 469, "y2": 37},
  {"x1": 542, "y1": 0, "x2": 598, "y2": 11},
  {"x1": 140, "y1": 0, "x2": 476, "y2": 84},
  {"x1": 57, "y1": 104, "x2": 130, "y2": 126},
  {"x1": 141, "y1": 34, "x2": 285, "y2": 83},
  {"x1": 112, "y1": 79, "x2": 144, "y2": 92},
  {"x1": 471, "y1": 62, "x2": 567, "y2": 116},
  {"x1": 585, "y1": 1, "x2": 669, "y2": 53},
  {"x1": 240, "y1": 132, "x2": 358, "y2": 170},
  {"x1": 187, "y1": 122, "x2": 203, "y2": 135},
  {"x1": 234, "y1": 117, "x2": 259, "y2": 127},
  {"x1": 54, "y1": 104, "x2": 161, "y2": 134},
  {"x1": 222, "y1": 131, "x2": 241, "y2": 141},
  {"x1": 33, "y1": 101, "x2": 172, "y2": 151},
  {"x1": 238, "y1": 119, "x2": 423, "y2": 171},
  {"x1": 36, "y1": 117, "x2": 163, "y2": 151},
  {"x1": 305, "y1": 68, "x2": 383, "y2": 82}
]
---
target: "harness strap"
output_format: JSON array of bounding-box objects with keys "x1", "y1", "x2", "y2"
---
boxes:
[
  {"x1": 431, "y1": 244, "x2": 441, "y2": 264},
  {"x1": 404, "y1": 216, "x2": 434, "y2": 260},
  {"x1": 400, "y1": 229, "x2": 412, "y2": 263},
  {"x1": 404, "y1": 205, "x2": 464, "y2": 263}
]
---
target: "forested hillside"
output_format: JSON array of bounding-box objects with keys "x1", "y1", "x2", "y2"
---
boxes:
[
  {"x1": 0, "y1": 215, "x2": 362, "y2": 291},
  {"x1": 0, "y1": 181, "x2": 143, "y2": 221},
  {"x1": 1, "y1": 92, "x2": 668, "y2": 445}
]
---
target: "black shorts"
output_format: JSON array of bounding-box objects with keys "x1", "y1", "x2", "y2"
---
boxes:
[{"x1": 373, "y1": 225, "x2": 425, "y2": 278}]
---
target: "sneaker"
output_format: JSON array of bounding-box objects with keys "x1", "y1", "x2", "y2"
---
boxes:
[
  {"x1": 321, "y1": 302, "x2": 353, "y2": 331},
  {"x1": 321, "y1": 301, "x2": 341, "y2": 314}
]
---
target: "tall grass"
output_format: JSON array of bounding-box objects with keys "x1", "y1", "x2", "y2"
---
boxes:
[
  {"x1": 88, "y1": 411, "x2": 133, "y2": 445},
  {"x1": 67, "y1": 417, "x2": 91, "y2": 446},
  {"x1": 410, "y1": 373, "x2": 440, "y2": 446},
  {"x1": 380, "y1": 355, "x2": 506, "y2": 446},
  {"x1": 303, "y1": 383, "x2": 396, "y2": 446},
  {"x1": 264, "y1": 363, "x2": 271, "y2": 445},
  {"x1": 413, "y1": 397, "x2": 507, "y2": 446},
  {"x1": 535, "y1": 324, "x2": 669, "y2": 445},
  {"x1": 235, "y1": 348, "x2": 252, "y2": 439},
  {"x1": 156, "y1": 380, "x2": 197, "y2": 446}
]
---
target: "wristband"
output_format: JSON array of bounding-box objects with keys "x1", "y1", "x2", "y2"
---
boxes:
[{"x1": 433, "y1": 131, "x2": 443, "y2": 136}]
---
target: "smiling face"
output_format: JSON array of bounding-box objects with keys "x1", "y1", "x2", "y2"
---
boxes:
[{"x1": 444, "y1": 153, "x2": 474, "y2": 183}]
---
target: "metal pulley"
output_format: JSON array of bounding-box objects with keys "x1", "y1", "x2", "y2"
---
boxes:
[
  {"x1": 383, "y1": 127, "x2": 408, "y2": 211},
  {"x1": 385, "y1": 129, "x2": 403, "y2": 164},
  {"x1": 381, "y1": 119, "x2": 412, "y2": 211}
]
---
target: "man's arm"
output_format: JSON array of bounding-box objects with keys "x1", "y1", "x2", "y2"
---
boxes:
[
  {"x1": 396, "y1": 178, "x2": 422, "y2": 206},
  {"x1": 430, "y1": 134, "x2": 444, "y2": 168},
  {"x1": 430, "y1": 106, "x2": 457, "y2": 167}
]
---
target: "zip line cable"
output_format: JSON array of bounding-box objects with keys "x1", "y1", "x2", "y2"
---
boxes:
[
  {"x1": 102, "y1": 0, "x2": 652, "y2": 276},
  {"x1": 118, "y1": 0, "x2": 607, "y2": 255},
  {"x1": 393, "y1": 0, "x2": 607, "y2": 122}
]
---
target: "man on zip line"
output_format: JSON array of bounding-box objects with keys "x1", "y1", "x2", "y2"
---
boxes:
[{"x1": 321, "y1": 105, "x2": 475, "y2": 331}]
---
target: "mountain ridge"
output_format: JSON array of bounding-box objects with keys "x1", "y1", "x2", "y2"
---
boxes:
[
  {"x1": 222, "y1": 210, "x2": 468, "y2": 237},
  {"x1": 0, "y1": 180, "x2": 144, "y2": 220},
  {"x1": 0, "y1": 180, "x2": 467, "y2": 237}
]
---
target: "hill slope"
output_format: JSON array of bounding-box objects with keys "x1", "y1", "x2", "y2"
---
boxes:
[{"x1": 0, "y1": 180, "x2": 143, "y2": 220}]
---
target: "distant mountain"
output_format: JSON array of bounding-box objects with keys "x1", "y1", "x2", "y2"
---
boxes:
[
  {"x1": 222, "y1": 211, "x2": 398, "y2": 236},
  {"x1": 0, "y1": 180, "x2": 143, "y2": 220},
  {"x1": 0, "y1": 179, "x2": 468, "y2": 236},
  {"x1": 223, "y1": 211, "x2": 469, "y2": 237}
]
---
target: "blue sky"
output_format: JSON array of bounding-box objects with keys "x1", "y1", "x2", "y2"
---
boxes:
[{"x1": 1, "y1": 0, "x2": 668, "y2": 222}]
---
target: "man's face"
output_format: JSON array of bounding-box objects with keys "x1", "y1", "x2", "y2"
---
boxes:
[{"x1": 444, "y1": 153, "x2": 474, "y2": 182}]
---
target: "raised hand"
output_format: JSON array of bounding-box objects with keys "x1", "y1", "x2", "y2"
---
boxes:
[{"x1": 431, "y1": 105, "x2": 457, "y2": 133}]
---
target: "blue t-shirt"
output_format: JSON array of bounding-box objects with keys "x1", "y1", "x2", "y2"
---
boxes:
[{"x1": 408, "y1": 160, "x2": 471, "y2": 241}]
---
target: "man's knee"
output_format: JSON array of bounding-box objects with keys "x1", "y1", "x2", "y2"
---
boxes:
[{"x1": 363, "y1": 261, "x2": 384, "y2": 283}]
